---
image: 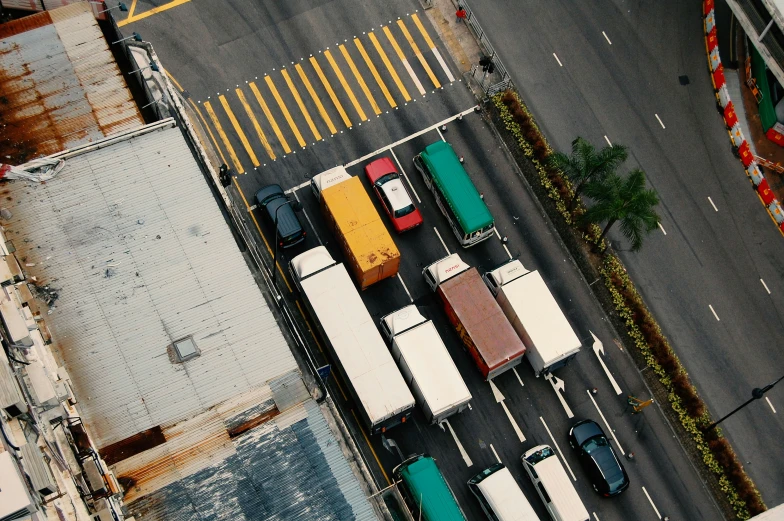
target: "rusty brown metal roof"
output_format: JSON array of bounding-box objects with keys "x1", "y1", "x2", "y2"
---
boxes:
[{"x1": 0, "y1": 3, "x2": 143, "y2": 165}]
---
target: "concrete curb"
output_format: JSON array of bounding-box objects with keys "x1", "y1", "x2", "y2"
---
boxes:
[{"x1": 702, "y1": 0, "x2": 784, "y2": 237}]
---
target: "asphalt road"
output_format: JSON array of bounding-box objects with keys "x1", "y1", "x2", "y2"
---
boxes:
[
  {"x1": 119, "y1": 0, "x2": 724, "y2": 518},
  {"x1": 463, "y1": 0, "x2": 784, "y2": 507}
]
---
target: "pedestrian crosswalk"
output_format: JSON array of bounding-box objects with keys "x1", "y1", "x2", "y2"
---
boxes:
[{"x1": 188, "y1": 13, "x2": 457, "y2": 174}]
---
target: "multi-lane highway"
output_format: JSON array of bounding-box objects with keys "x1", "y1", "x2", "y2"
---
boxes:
[
  {"x1": 465, "y1": 0, "x2": 784, "y2": 506},
  {"x1": 118, "y1": 0, "x2": 727, "y2": 518}
]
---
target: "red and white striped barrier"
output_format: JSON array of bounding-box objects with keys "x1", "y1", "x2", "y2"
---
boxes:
[{"x1": 703, "y1": 0, "x2": 784, "y2": 235}]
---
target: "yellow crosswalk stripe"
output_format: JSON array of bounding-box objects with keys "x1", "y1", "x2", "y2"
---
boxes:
[
  {"x1": 397, "y1": 19, "x2": 441, "y2": 89},
  {"x1": 249, "y1": 81, "x2": 291, "y2": 154},
  {"x1": 203, "y1": 100, "x2": 244, "y2": 174},
  {"x1": 410, "y1": 13, "x2": 436, "y2": 49},
  {"x1": 281, "y1": 68, "x2": 322, "y2": 142},
  {"x1": 235, "y1": 88, "x2": 275, "y2": 161},
  {"x1": 309, "y1": 56, "x2": 351, "y2": 128},
  {"x1": 324, "y1": 49, "x2": 367, "y2": 122},
  {"x1": 383, "y1": 25, "x2": 425, "y2": 96},
  {"x1": 188, "y1": 99, "x2": 228, "y2": 166},
  {"x1": 219, "y1": 95, "x2": 259, "y2": 167},
  {"x1": 354, "y1": 38, "x2": 396, "y2": 108},
  {"x1": 295, "y1": 64, "x2": 337, "y2": 135},
  {"x1": 368, "y1": 31, "x2": 410, "y2": 102},
  {"x1": 265, "y1": 75, "x2": 306, "y2": 149},
  {"x1": 339, "y1": 44, "x2": 381, "y2": 115}
]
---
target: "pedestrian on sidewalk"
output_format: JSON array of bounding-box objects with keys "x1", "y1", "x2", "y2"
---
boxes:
[{"x1": 456, "y1": 5, "x2": 467, "y2": 23}]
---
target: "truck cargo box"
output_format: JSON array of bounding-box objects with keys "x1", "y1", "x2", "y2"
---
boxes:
[
  {"x1": 313, "y1": 167, "x2": 400, "y2": 289},
  {"x1": 423, "y1": 254, "x2": 525, "y2": 380},
  {"x1": 381, "y1": 306, "x2": 471, "y2": 424}
]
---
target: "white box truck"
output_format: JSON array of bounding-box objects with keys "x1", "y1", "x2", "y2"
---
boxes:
[
  {"x1": 290, "y1": 246, "x2": 415, "y2": 434},
  {"x1": 483, "y1": 259, "x2": 582, "y2": 377},
  {"x1": 380, "y1": 305, "x2": 472, "y2": 425}
]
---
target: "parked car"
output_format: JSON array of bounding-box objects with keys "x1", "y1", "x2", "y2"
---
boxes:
[
  {"x1": 255, "y1": 184, "x2": 305, "y2": 248},
  {"x1": 568, "y1": 419, "x2": 629, "y2": 497},
  {"x1": 364, "y1": 157, "x2": 423, "y2": 233}
]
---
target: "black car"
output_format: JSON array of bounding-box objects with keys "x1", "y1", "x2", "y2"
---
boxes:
[
  {"x1": 568, "y1": 419, "x2": 629, "y2": 496},
  {"x1": 255, "y1": 184, "x2": 305, "y2": 248}
]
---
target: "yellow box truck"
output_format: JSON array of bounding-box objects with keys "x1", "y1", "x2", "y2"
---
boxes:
[{"x1": 311, "y1": 166, "x2": 400, "y2": 289}]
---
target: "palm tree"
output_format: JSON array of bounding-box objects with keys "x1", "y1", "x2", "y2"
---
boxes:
[
  {"x1": 548, "y1": 137, "x2": 629, "y2": 212},
  {"x1": 582, "y1": 168, "x2": 660, "y2": 252}
]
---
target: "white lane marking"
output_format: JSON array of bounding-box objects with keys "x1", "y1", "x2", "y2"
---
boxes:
[
  {"x1": 397, "y1": 273, "x2": 413, "y2": 302},
  {"x1": 586, "y1": 389, "x2": 625, "y2": 456},
  {"x1": 490, "y1": 380, "x2": 526, "y2": 442},
  {"x1": 503, "y1": 244, "x2": 512, "y2": 259},
  {"x1": 709, "y1": 304, "x2": 720, "y2": 321},
  {"x1": 655, "y1": 113, "x2": 666, "y2": 129},
  {"x1": 602, "y1": 31, "x2": 612, "y2": 45},
  {"x1": 437, "y1": 127, "x2": 445, "y2": 142},
  {"x1": 490, "y1": 443, "x2": 501, "y2": 463},
  {"x1": 468, "y1": 403, "x2": 472, "y2": 410},
  {"x1": 708, "y1": 196, "x2": 719, "y2": 212},
  {"x1": 402, "y1": 58, "x2": 426, "y2": 95},
  {"x1": 432, "y1": 48, "x2": 455, "y2": 82},
  {"x1": 642, "y1": 486, "x2": 662, "y2": 518},
  {"x1": 590, "y1": 331, "x2": 622, "y2": 395},
  {"x1": 604, "y1": 135, "x2": 612, "y2": 146},
  {"x1": 553, "y1": 53, "x2": 563, "y2": 67},
  {"x1": 344, "y1": 105, "x2": 478, "y2": 168},
  {"x1": 494, "y1": 228, "x2": 502, "y2": 239},
  {"x1": 658, "y1": 222, "x2": 667, "y2": 235},
  {"x1": 540, "y1": 416, "x2": 577, "y2": 481},
  {"x1": 761, "y1": 278, "x2": 771, "y2": 294},
  {"x1": 286, "y1": 179, "x2": 312, "y2": 194},
  {"x1": 766, "y1": 397, "x2": 777, "y2": 413},
  {"x1": 391, "y1": 149, "x2": 421, "y2": 203},
  {"x1": 592, "y1": 514, "x2": 601, "y2": 521},
  {"x1": 440, "y1": 419, "x2": 473, "y2": 467},
  {"x1": 434, "y1": 226, "x2": 450, "y2": 254},
  {"x1": 513, "y1": 367, "x2": 525, "y2": 387},
  {"x1": 544, "y1": 373, "x2": 574, "y2": 418}
]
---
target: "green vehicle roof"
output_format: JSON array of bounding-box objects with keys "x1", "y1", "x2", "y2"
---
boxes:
[
  {"x1": 420, "y1": 141, "x2": 493, "y2": 233},
  {"x1": 396, "y1": 455, "x2": 466, "y2": 521}
]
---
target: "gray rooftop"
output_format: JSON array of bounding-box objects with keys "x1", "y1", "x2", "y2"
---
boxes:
[{"x1": 2, "y1": 121, "x2": 377, "y2": 520}]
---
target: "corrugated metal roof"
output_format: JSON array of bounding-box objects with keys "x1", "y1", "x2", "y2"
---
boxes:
[
  {"x1": 2, "y1": 122, "x2": 378, "y2": 520},
  {"x1": 0, "y1": 2, "x2": 143, "y2": 165},
  {"x1": 125, "y1": 398, "x2": 377, "y2": 521},
  {"x1": 1, "y1": 123, "x2": 298, "y2": 448}
]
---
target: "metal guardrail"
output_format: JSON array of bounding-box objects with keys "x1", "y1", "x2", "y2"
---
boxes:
[{"x1": 458, "y1": 1, "x2": 514, "y2": 96}]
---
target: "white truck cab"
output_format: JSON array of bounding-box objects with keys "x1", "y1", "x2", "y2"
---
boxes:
[
  {"x1": 422, "y1": 253, "x2": 471, "y2": 292},
  {"x1": 310, "y1": 166, "x2": 351, "y2": 199}
]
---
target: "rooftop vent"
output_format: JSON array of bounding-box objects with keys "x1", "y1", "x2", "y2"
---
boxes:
[{"x1": 172, "y1": 336, "x2": 199, "y2": 363}]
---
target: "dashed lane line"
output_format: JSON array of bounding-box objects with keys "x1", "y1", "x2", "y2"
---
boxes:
[
  {"x1": 490, "y1": 443, "x2": 501, "y2": 463},
  {"x1": 309, "y1": 56, "x2": 352, "y2": 128},
  {"x1": 391, "y1": 149, "x2": 421, "y2": 203},
  {"x1": 709, "y1": 304, "x2": 720, "y2": 321},
  {"x1": 586, "y1": 389, "x2": 625, "y2": 456},
  {"x1": 602, "y1": 31, "x2": 612, "y2": 45},
  {"x1": 354, "y1": 37, "x2": 396, "y2": 108},
  {"x1": 708, "y1": 196, "x2": 719, "y2": 212},
  {"x1": 203, "y1": 100, "x2": 244, "y2": 174},
  {"x1": 397, "y1": 19, "x2": 440, "y2": 89},
  {"x1": 766, "y1": 397, "x2": 777, "y2": 413},
  {"x1": 658, "y1": 222, "x2": 667, "y2": 235},
  {"x1": 434, "y1": 227, "x2": 450, "y2": 255},
  {"x1": 384, "y1": 25, "x2": 426, "y2": 96},
  {"x1": 397, "y1": 273, "x2": 413, "y2": 303},
  {"x1": 411, "y1": 13, "x2": 455, "y2": 83},
  {"x1": 235, "y1": 88, "x2": 275, "y2": 161},
  {"x1": 540, "y1": 416, "x2": 577, "y2": 481},
  {"x1": 265, "y1": 75, "x2": 307, "y2": 148},
  {"x1": 292, "y1": 191, "x2": 323, "y2": 245},
  {"x1": 655, "y1": 113, "x2": 666, "y2": 129},
  {"x1": 368, "y1": 30, "x2": 411, "y2": 102},
  {"x1": 249, "y1": 81, "x2": 291, "y2": 154},
  {"x1": 553, "y1": 53, "x2": 563, "y2": 66},
  {"x1": 642, "y1": 486, "x2": 662, "y2": 518},
  {"x1": 324, "y1": 49, "x2": 368, "y2": 122},
  {"x1": 761, "y1": 278, "x2": 771, "y2": 294},
  {"x1": 340, "y1": 44, "x2": 382, "y2": 116}
]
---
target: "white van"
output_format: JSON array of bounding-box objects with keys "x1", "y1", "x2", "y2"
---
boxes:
[
  {"x1": 467, "y1": 463, "x2": 540, "y2": 521},
  {"x1": 521, "y1": 445, "x2": 589, "y2": 521}
]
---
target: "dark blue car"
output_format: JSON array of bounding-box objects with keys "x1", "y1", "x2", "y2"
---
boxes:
[
  {"x1": 568, "y1": 419, "x2": 630, "y2": 497},
  {"x1": 255, "y1": 184, "x2": 305, "y2": 248}
]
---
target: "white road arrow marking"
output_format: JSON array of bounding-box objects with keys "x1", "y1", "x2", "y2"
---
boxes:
[
  {"x1": 544, "y1": 373, "x2": 574, "y2": 418},
  {"x1": 590, "y1": 331, "x2": 622, "y2": 395},
  {"x1": 439, "y1": 419, "x2": 473, "y2": 467},
  {"x1": 489, "y1": 380, "x2": 526, "y2": 442}
]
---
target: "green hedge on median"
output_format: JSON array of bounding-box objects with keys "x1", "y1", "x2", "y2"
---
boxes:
[{"x1": 493, "y1": 90, "x2": 765, "y2": 519}]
